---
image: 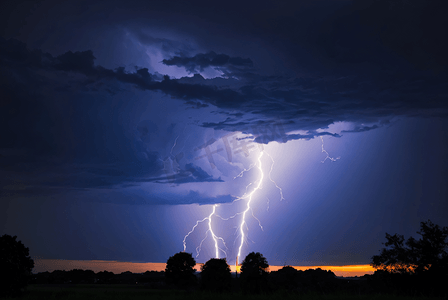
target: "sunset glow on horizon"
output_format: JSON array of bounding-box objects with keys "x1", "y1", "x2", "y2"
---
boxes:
[{"x1": 33, "y1": 259, "x2": 375, "y2": 277}]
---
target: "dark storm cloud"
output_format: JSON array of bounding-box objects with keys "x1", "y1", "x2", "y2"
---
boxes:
[
  {"x1": 2, "y1": 35, "x2": 447, "y2": 152},
  {"x1": 54, "y1": 50, "x2": 97, "y2": 74},
  {"x1": 0, "y1": 154, "x2": 162, "y2": 194},
  {"x1": 342, "y1": 125, "x2": 379, "y2": 133},
  {"x1": 1, "y1": 0, "x2": 448, "y2": 205},
  {"x1": 83, "y1": 190, "x2": 235, "y2": 205},
  {"x1": 130, "y1": 28, "x2": 194, "y2": 54},
  {"x1": 162, "y1": 51, "x2": 253, "y2": 73},
  {"x1": 133, "y1": 163, "x2": 224, "y2": 184},
  {"x1": 184, "y1": 100, "x2": 209, "y2": 109},
  {"x1": 352, "y1": 0, "x2": 448, "y2": 72},
  {"x1": 0, "y1": 37, "x2": 250, "y2": 106},
  {"x1": 0, "y1": 38, "x2": 225, "y2": 202},
  {"x1": 0, "y1": 157, "x2": 224, "y2": 202},
  {"x1": 255, "y1": 131, "x2": 341, "y2": 144}
]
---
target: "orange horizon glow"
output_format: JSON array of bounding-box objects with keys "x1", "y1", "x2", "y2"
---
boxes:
[{"x1": 33, "y1": 259, "x2": 375, "y2": 277}]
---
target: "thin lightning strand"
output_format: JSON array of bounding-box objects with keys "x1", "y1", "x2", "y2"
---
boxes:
[
  {"x1": 170, "y1": 135, "x2": 179, "y2": 156},
  {"x1": 183, "y1": 215, "x2": 208, "y2": 252},
  {"x1": 159, "y1": 133, "x2": 185, "y2": 180},
  {"x1": 234, "y1": 162, "x2": 257, "y2": 179},
  {"x1": 231, "y1": 161, "x2": 262, "y2": 204},
  {"x1": 251, "y1": 208, "x2": 263, "y2": 231},
  {"x1": 170, "y1": 125, "x2": 188, "y2": 156},
  {"x1": 320, "y1": 136, "x2": 340, "y2": 163},
  {"x1": 265, "y1": 151, "x2": 285, "y2": 201},
  {"x1": 215, "y1": 211, "x2": 244, "y2": 221}
]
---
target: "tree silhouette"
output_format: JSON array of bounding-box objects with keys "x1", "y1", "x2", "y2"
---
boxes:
[
  {"x1": 372, "y1": 220, "x2": 448, "y2": 275},
  {"x1": 0, "y1": 234, "x2": 34, "y2": 297},
  {"x1": 165, "y1": 252, "x2": 197, "y2": 289},
  {"x1": 372, "y1": 220, "x2": 448, "y2": 296},
  {"x1": 200, "y1": 258, "x2": 231, "y2": 292},
  {"x1": 240, "y1": 252, "x2": 269, "y2": 293}
]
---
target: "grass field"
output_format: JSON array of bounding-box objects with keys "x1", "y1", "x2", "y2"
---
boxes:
[{"x1": 3, "y1": 285, "x2": 443, "y2": 300}]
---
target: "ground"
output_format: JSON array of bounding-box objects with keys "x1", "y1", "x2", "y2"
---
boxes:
[{"x1": 2, "y1": 284, "x2": 444, "y2": 300}]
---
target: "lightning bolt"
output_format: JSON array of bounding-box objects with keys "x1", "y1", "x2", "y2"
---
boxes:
[
  {"x1": 232, "y1": 150, "x2": 284, "y2": 254},
  {"x1": 182, "y1": 134, "x2": 285, "y2": 264},
  {"x1": 182, "y1": 135, "x2": 340, "y2": 263},
  {"x1": 237, "y1": 151, "x2": 264, "y2": 258},
  {"x1": 183, "y1": 204, "x2": 227, "y2": 258},
  {"x1": 320, "y1": 136, "x2": 340, "y2": 163}
]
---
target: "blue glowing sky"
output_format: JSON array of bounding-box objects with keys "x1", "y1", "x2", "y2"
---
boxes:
[{"x1": 1, "y1": 0, "x2": 447, "y2": 267}]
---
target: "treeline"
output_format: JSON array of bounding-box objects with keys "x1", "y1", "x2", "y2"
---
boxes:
[
  {"x1": 28, "y1": 261, "x2": 348, "y2": 293},
  {"x1": 28, "y1": 262, "x2": 445, "y2": 296},
  {"x1": 30, "y1": 269, "x2": 165, "y2": 286},
  {"x1": 162, "y1": 220, "x2": 447, "y2": 297},
  {"x1": 2, "y1": 220, "x2": 447, "y2": 297}
]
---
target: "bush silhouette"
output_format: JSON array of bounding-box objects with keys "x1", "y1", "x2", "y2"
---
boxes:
[
  {"x1": 270, "y1": 265, "x2": 300, "y2": 291},
  {"x1": 0, "y1": 234, "x2": 34, "y2": 297},
  {"x1": 200, "y1": 258, "x2": 231, "y2": 292},
  {"x1": 96, "y1": 270, "x2": 115, "y2": 284}
]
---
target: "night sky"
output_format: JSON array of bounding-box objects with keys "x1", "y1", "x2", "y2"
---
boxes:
[{"x1": 1, "y1": 0, "x2": 447, "y2": 269}]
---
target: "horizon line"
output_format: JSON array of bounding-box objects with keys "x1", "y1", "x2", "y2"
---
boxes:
[{"x1": 33, "y1": 258, "x2": 375, "y2": 277}]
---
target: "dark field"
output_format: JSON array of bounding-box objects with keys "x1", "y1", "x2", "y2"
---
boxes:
[{"x1": 4, "y1": 285, "x2": 444, "y2": 300}]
